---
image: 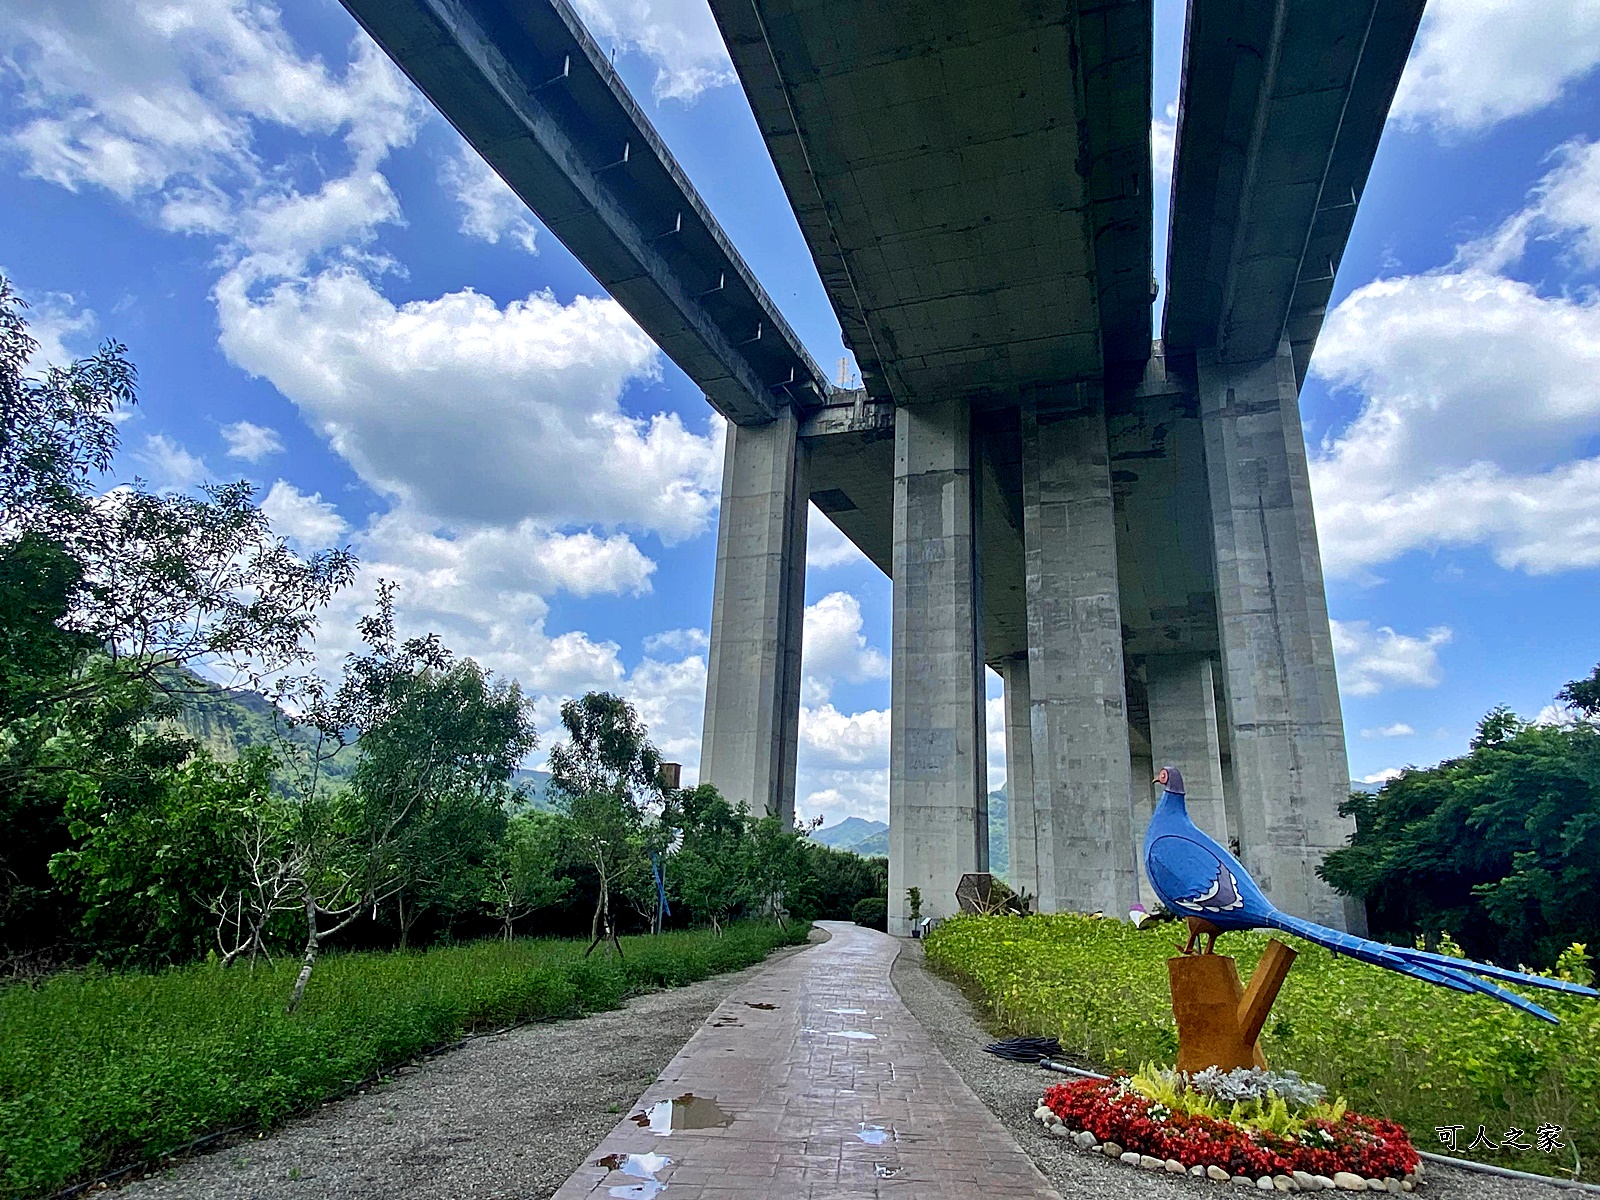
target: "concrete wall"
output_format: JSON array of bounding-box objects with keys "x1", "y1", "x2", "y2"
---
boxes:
[
  {"x1": 888, "y1": 399, "x2": 988, "y2": 936},
  {"x1": 700, "y1": 411, "x2": 808, "y2": 823},
  {"x1": 1198, "y1": 345, "x2": 1359, "y2": 930}
]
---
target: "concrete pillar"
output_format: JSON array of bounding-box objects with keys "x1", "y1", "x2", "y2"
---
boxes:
[
  {"x1": 1127, "y1": 747, "x2": 1157, "y2": 911},
  {"x1": 999, "y1": 654, "x2": 1040, "y2": 904},
  {"x1": 700, "y1": 410, "x2": 807, "y2": 824},
  {"x1": 1146, "y1": 654, "x2": 1230, "y2": 848},
  {"x1": 888, "y1": 399, "x2": 988, "y2": 935},
  {"x1": 1198, "y1": 344, "x2": 1358, "y2": 930},
  {"x1": 1022, "y1": 388, "x2": 1140, "y2": 915}
]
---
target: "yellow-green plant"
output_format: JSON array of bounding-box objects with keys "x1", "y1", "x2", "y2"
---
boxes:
[{"x1": 1126, "y1": 1065, "x2": 1347, "y2": 1138}]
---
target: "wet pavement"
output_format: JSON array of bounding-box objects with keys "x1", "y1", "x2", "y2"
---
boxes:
[{"x1": 551, "y1": 920, "x2": 1062, "y2": 1200}]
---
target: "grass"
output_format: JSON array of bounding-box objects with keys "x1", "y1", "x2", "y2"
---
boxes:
[
  {"x1": 925, "y1": 913, "x2": 1600, "y2": 1181},
  {"x1": 0, "y1": 922, "x2": 809, "y2": 1199}
]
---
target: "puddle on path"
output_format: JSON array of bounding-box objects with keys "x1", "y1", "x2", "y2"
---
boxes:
[
  {"x1": 629, "y1": 1093, "x2": 734, "y2": 1135},
  {"x1": 826, "y1": 1007, "x2": 868, "y2": 1015},
  {"x1": 829, "y1": 1030, "x2": 877, "y2": 1040},
  {"x1": 596, "y1": 1151, "x2": 671, "y2": 1199},
  {"x1": 856, "y1": 1124, "x2": 897, "y2": 1145},
  {"x1": 742, "y1": 1001, "x2": 778, "y2": 1010},
  {"x1": 875, "y1": 1163, "x2": 903, "y2": 1178}
]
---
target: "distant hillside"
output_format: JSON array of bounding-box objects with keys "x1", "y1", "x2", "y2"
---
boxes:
[
  {"x1": 810, "y1": 787, "x2": 1010, "y2": 880},
  {"x1": 814, "y1": 816, "x2": 888, "y2": 856}
]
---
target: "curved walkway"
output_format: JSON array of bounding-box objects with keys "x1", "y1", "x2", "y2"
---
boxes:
[{"x1": 553, "y1": 920, "x2": 1061, "y2": 1200}]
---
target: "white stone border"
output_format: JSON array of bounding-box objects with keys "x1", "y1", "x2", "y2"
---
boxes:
[{"x1": 1032, "y1": 1103, "x2": 1423, "y2": 1193}]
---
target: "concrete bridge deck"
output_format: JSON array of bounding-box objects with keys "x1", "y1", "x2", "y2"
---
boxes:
[{"x1": 552, "y1": 922, "x2": 1061, "y2": 1200}]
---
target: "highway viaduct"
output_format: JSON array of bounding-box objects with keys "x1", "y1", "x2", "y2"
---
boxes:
[{"x1": 342, "y1": 0, "x2": 1425, "y2": 935}]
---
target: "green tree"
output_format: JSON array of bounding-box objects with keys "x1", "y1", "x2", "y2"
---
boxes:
[
  {"x1": 1322, "y1": 694, "x2": 1600, "y2": 968},
  {"x1": 482, "y1": 811, "x2": 572, "y2": 941},
  {"x1": 669, "y1": 784, "x2": 752, "y2": 934},
  {"x1": 50, "y1": 747, "x2": 278, "y2": 965},
  {"x1": 278, "y1": 585, "x2": 536, "y2": 1007},
  {"x1": 746, "y1": 815, "x2": 810, "y2": 927},
  {"x1": 546, "y1": 692, "x2": 662, "y2": 957}
]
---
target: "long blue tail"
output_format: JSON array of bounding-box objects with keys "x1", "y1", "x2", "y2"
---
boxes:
[{"x1": 1262, "y1": 912, "x2": 1598, "y2": 1024}]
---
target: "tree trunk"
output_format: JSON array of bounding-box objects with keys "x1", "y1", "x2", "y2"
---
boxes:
[
  {"x1": 287, "y1": 892, "x2": 320, "y2": 1014},
  {"x1": 585, "y1": 878, "x2": 606, "y2": 958}
]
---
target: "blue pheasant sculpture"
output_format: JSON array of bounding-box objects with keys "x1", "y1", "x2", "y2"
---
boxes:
[{"x1": 1143, "y1": 766, "x2": 1598, "y2": 1024}]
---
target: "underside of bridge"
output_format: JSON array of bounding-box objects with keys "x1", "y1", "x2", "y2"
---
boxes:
[{"x1": 347, "y1": 0, "x2": 1425, "y2": 934}]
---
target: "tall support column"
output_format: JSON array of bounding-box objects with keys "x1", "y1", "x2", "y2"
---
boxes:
[
  {"x1": 1022, "y1": 388, "x2": 1140, "y2": 915},
  {"x1": 1000, "y1": 654, "x2": 1039, "y2": 903},
  {"x1": 888, "y1": 399, "x2": 988, "y2": 936},
  {"x1": 700, "y1": 410, "x2": 807, "y2": 824},
  {"x1": 1146, "y1": 655, "x2": 1229, "y2": 846},
  {"x1": 1199, "y1": 344, "x2": 1358, "y2": 930}
]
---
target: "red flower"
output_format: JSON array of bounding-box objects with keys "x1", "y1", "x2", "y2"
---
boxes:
[{"x1": 1040, "y1": 1080, "x2": 1419, "y2": 1179}]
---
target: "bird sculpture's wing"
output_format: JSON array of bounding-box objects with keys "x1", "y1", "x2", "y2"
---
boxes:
[{"x1": 1146, "y1": 835, "x2": 1246, "y2": 917}]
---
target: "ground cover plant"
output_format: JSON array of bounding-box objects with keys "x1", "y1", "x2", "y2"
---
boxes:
[
  {"x1": 926, "y1": 913, "x2": 1600, "y2": 1179},
  {"x1": 0, "y1": 922, "x2": 808, "y2": 1199}
]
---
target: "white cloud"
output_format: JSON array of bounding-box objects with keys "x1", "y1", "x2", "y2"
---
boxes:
[
  {"x1": 132, "y1": 433, "x2": 207, "y2": 491},
  {"x1": 1151, "y1": 101, "x2": 1176, "y2": 181},
  {"x1": 1533, "y1": 704, "x2": 1582, "y2": 728},
  {"x1": 214, "y1": 270, "x2": 726, "y2": 541},
  {"x1": 1331, "y1": 620, "x2": 1451, "y2": 697},
  {"x1": 17, "y1": 290, "x2": 96, "y2": 370},
  {"x1": 1360, "y1": 723, "x2": 1416, "y2": 739},
  {"x1": 1310, "y1": 271, "x2": 1600, "y2": 578},
  {"x1": 221, "y1": 419, "x2": 283, "y2": 462},
  {"x1": 0, "y1": 2, "x2": 420, "y2": 210},
  {"x1": 440, "y1": 143, "x2": 539, "y2": 254},
  {"x1": 806, "y1": 509, "x2": 868, "y2": 569},
  {"x1": 1460, "y1": 138, "x2": 1600, "y2": 273},
  {"x1": 567, "y1": 0, "x2": 736, "y2": 102},
  {"x1": 1391, "y1": 0, "x2": 1600, "y2": 133},
  {"x1": 799, "y1": 591, "x2": 888, "y2": 704},
  {"x1": 643, "y1": 627, "x2": 708, "y2": 655},
  {"x1": 799, "y1": 703, "x2": 890, "y2": 769},
  {"x1": 1358, "y1": 768, "x2": 1403, "y2": 786},
  {"x1": 261, "y1": 480, "x2": 347, "y2": 547}
]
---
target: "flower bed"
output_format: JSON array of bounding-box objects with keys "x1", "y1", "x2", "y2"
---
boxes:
[{"x1": 1040, "y1": 1075, "x2": 1421, "y2": 1186}]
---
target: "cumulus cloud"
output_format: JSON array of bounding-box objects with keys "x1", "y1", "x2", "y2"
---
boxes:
[
  {"x1": 1360, "y1": 723, "x2": 1416, "y2": 739},
  {"x1": 1331, "y1": 620, "x2": 1451, "y2": 697},
  {"x1": 567, "y1": 0, "x2": 736, "y2": 102},
  {"x1": 1391, "y1": 0, "x2": 1600, "y2": 133},
  {"x1": 1358, "y1": 768, "x2": 1403, "y2": 786},
  {"x1": 799, "y1": 591, "x2": 888, "y2": 704},
  {"x1": 440, "y1": 144, "x2": 539, "y2": 254},
  {"x1": 1310, "y1": 271, "x2": 1600, "y2": 578},
  {"x1": 221, "y1": 419, "x2": 283, "y2": 462},
  {"x1": 261, "y1": 480, "x2": 347, "y2": 548},
  {"x1": 214, "y1": 270, "x2": 725, "y2": 541}
]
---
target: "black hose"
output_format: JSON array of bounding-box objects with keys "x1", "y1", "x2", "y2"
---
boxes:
[{"x1": 982, "y1": 1035, "x2": 1062, "y2": 1062}]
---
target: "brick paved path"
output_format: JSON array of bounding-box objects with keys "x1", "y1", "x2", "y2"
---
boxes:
[{"x1": 552, "y1": 920, "x2": 1062, "y2": 1200}]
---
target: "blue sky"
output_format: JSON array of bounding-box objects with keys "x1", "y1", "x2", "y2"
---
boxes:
[{"x1": 3, "y1": 0, "x2": 1599, "y2": 825}]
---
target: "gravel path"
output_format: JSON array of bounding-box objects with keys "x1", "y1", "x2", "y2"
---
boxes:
[
  {"x1": 889, "y1": 940, "x2": 1575, "y2": 1200},
  {"x1": 119, "y1": 935, "x2": 823, "y2": 1200}
]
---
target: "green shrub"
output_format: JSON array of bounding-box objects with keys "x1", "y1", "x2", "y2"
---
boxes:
[
  {"x1": 851, "y1": 897, "x2": 887, "y2": 931},
  {"x1": 926, "y1": 913, "x2": 1600, "y2": 1180},
  {"x1": 0, "y1": 922, "x2": 807, "y2": 1199}
]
